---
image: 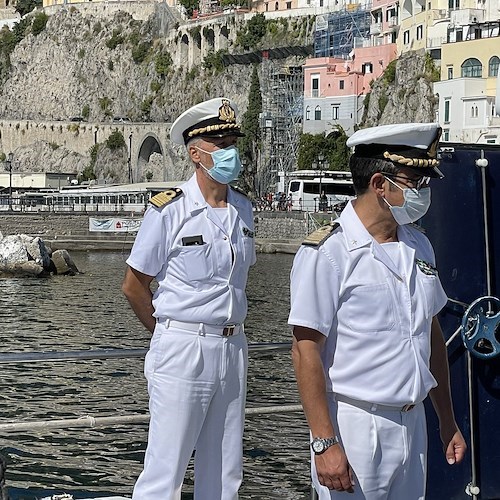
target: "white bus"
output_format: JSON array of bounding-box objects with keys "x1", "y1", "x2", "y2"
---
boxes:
[{"x1": 287, "y1": 170, "x2": 355, "y2": 212}]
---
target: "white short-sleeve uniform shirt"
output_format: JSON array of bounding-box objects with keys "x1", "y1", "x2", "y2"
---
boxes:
[
  {"x1": 127, "y1": 174, "x2": 256, "y2": 325},
  {"x1": 288, "y1": 201, "x2": 448, "y2": 406}
]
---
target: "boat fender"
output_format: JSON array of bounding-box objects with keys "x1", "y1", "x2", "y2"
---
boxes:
[
  {"x1": 302, "y1": 222, "x2": 340, "y2": 247},
  {"x1": 149, "y1": 188, "x2": 183, "y2": 208}
]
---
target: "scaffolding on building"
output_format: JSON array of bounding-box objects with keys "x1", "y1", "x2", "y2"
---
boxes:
[
  {"x1": 314, "y1": 7, "x2": 371, "y2": 59},
  {"x1": 258, "y1": 54, "x2": 304, "y2": 196}
]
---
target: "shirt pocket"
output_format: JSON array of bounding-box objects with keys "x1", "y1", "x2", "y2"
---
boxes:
[
  {"x1": 179, "y1": 243, "x2": 215, "y2": 281},
  {"x1": 418, "y1": 275, "x2": 438, "y2": 320},
  {"x1": 344, "y1": 283, "x2": 396, "y2": 334}
]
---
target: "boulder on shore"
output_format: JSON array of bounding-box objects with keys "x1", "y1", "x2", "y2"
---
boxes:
[{"x1": 0, "y1": 234, "x2": 80, "y2": 277}]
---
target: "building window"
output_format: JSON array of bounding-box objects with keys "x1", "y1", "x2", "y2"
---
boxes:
[
  {"x1": 362, "y1": 63, "x2": 373, "y2": 74},
  {"x1": 456, "y1": 29, "x2": 463, "y2": 42},
  {"x1": 339, "y1": 80, "x2": 344, "y2": 90},
  {"x1": 447, "y1": 66, "x2": 453, "y2": 79},
  {"x1": 416, "y1": 25, "x2": 423, "y2": 40},
  {"x1": 403, "y1": 30, "x2": 410, "y2": 44},
  {"x1": 314, "y1": 106, "x2": 322, "y2": 120},
  {"x1": 448, "y1": 0, "x2": 459, "y2": 9},
  {"x1": 306, "y1": 106, "x2": 311, "y2": 120},
  {"x1": 489, "y1": 56, "x2": 500, "y2": 77},
  {"x1": 444, "y1": 100, "x2": 450, "y2": 123},
  {"x1": 286, "y1": 1, "x2": 291, "y2": 7},
  {"x1": 443, "y1": 129, "x2": 450, "y2": 141},
  {"x1": 331, "y1": 105, "x2": 340, "y2": 120},
  {"x1": 312, "y1": 76, "x2": 319, "y2": 97},
  {"x1": 275, "y1": 1, "x2": 279, "y2": 9},
  {"x1": 461, "y1": 58, "x2": 482, "y2": 77}
]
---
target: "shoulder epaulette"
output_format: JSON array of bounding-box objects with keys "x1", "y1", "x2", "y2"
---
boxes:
[
  {"x1": 302, "y1": 222, "x2": 340, "y2": 247},
  {"x1": 149, "y1": 188, "x2": 183, "y2": 208}
]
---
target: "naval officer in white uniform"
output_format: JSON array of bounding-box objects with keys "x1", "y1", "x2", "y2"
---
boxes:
[
  {"x1": 122, "y1": 97, "x2": 256, "y2": 500},
  {"x1": 289, "y1": 123, "x2": 466, "y2": 499}
]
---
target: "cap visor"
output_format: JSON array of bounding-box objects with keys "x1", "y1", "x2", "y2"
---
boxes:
[{"x1": 199, "y1": 130, "x2": 245, "y2": 139}]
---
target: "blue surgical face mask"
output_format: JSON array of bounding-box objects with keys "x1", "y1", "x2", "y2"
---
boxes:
[
  {"x1": 196, "y1": 145, "x2": 242, "y2": 185},
  {"x1": 383, "y1": 176, "x2": 431, "y2": 225}
]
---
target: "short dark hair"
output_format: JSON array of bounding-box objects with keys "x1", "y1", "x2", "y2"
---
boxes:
[{"x1": 349, "y1": 156, "x2": 399, "y2": 195}]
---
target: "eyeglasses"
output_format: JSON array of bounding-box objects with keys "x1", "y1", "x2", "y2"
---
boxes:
[{"x1": 383, "y1": 173, "x2": 430, "y2": 191}]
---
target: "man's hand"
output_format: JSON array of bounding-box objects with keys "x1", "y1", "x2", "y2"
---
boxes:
[
  {"x1": 315, "y1": 444, "x2": 354, "y2": 493},
  {"x1": 441, "y1": 427, "x2": 467, "y2": 465}
]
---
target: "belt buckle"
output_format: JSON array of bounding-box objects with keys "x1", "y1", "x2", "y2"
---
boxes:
[
  {"x1": 223, "y1": 325, "x2": 236, "y2": 337},
  {"x1": 401, "y1": 404, "x2": 415, "y2": 412}
]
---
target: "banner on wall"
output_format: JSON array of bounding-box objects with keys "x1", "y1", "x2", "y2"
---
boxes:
[{"x1": 89, "y1": 217, "x2": 143, "y2": 233}]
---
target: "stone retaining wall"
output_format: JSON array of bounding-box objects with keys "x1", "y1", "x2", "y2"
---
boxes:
[{"x1": 0, "y1": 211, "x2": 333, "y2": 241}]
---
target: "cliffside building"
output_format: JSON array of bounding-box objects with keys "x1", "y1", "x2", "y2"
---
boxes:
[
  {"x1": 434, "y1": 28, "x2": 500, "y2": 143},
  {"x1": 303, "y1": 1, "x2": 397, "y2": 136},
  {"x1": 396, "y1": 0, "x2": 499, "y2": 143}
]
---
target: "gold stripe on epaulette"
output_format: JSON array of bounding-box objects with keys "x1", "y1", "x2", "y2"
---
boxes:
[
  {"x1": 302, "y1": 222, "x2": 339, "y2": 246},
  {"x1": 149, "y1": 188, "x2": 183, "y2": 208}
]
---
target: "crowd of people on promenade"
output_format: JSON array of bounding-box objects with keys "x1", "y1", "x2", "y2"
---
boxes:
[{"x1": 252, "y1": 191, "x2": 292, "y2": 212}]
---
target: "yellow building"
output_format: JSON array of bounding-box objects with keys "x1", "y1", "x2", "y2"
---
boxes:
[{"x1": 434, "y1": 31, "x2": 500, "y2": 143}]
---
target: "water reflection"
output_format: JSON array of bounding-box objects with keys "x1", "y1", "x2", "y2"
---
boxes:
[{"x1": 0, "y1": 252, "x2": 311, "y2": 499}]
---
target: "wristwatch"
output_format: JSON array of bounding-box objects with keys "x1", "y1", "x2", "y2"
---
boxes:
[{"x1": 311, "y1": 436, "x2": 339, "y2": 455}]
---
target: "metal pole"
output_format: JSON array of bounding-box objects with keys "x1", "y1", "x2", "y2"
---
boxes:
[
  {"x1": 128, "y1": 133, "x2": 133, "y2": 184},
  {"x1": 6, "y1": 152, "x2": 13, "y2": 211},
  {"x1": 0, "y1": 342, "x2": 292, "y2": 364}
]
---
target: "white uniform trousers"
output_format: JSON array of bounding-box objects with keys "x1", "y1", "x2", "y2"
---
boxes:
[
  {"x1": 132, "y1": 322, "x2": 248, "y2": 500},
  {"x1": 312, "y1": 396, "x2": 427, "y2": 500}
]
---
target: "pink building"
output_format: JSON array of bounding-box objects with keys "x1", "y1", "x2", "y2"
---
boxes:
[{"x1": 303, "y1": 0, "x2": 399, "y2": 136}]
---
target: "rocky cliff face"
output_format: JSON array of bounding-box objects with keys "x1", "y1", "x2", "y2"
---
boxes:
[
  {"x1": 362, "y1": 49, "x2": 439, "y2": 127},
  {"x1": 0, "y1": 7, "x2": 261, "y2": 181},
  {"x1": 1, "y1": 8, "x2": 252, "y2": 122}
]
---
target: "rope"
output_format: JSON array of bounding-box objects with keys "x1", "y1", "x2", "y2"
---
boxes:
[{"x1": 0, "y1": 405, "x2": 304, "y2": 433}]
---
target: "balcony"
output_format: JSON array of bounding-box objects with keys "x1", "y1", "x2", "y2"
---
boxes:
[
  {"x1": 387, "y1": 17, "x2": 398, "y2": 27},
  {"x1": 370, "y1": 22, "x2": 382, "y2": 35},
  {"x1": 450, "y1": 8, "x2": 485, "y2": 26}
]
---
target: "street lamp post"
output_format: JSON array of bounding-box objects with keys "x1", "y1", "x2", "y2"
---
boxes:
[
  {"x1": 318, "y1": 153, "x2": 324, "y2": 202},
  {"x1": 6, "y1": 152, "x2": 13, "y2": 212},
  {"x1": 128, "y1": 133, "x2": 133, "y2": 183}
]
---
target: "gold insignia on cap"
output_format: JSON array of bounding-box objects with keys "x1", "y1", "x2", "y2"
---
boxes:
[
  {"x1": 219, "y1": 99, "x2": 236, "y2": 123},
  {"x1": 302, "y1": 222, "x2": 339, "y2": 246},
  {"x1": 149, "y1": 188, "x2": 183, "y2": 208},
  {"x1": 382, "y1": 151, "x2": 440, "y2": 168},
  {"x1": 187, "y1": 123, "x2": 240, "y2": 139}
]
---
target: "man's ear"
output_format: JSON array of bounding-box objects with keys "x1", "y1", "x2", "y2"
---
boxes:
[
  {"x1": 188, "y1": 145, "x2": 200, "y2": 163},
  {"x1": 371, "y1": 172, "x2": 386, "y2": 195}
]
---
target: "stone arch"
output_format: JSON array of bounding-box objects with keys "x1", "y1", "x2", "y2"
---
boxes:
[
  {"x1": 180, "y1": 33, "x2": 189, "y2": 65},
  {"x1": 192, "y1": 30, "x2": 202, "y2": 62},
  {"x1": 219, "y1": 25, "x2": 230, "y2": 51},
  {"x1": 203, "y1": 27, "x2": 215, "y2": 52},
  {"x1": 137, "y1": 134, "x2": 165, "y2": 182}
]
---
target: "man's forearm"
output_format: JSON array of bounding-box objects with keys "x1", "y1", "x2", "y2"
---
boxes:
[
  {"x1": 122, "y1": 267, "x2": 156, "y2": 334},
  {"x1": 292, "y1": 327, "x2": 335, "y2": 438},
  {"x1": 429, "y1": 317, "x2": 457, "y2": 427}
]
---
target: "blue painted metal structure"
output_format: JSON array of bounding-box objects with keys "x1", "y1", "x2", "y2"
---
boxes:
[{"x1": 421, "y1": 143, "x2": 500, "y2": 500}]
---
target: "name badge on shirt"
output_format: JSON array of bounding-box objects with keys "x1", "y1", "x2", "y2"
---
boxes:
[
  {"x1": 242, "y1": 227, "x2": 254, "y2": 238},
  {"x1": 416, "y1": 258, "x2": 438, "y2": 276}
]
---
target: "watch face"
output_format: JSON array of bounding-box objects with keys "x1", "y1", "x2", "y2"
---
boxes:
[{"x1": 312, "y1": 439, "x2": 325, "y2": 453}]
